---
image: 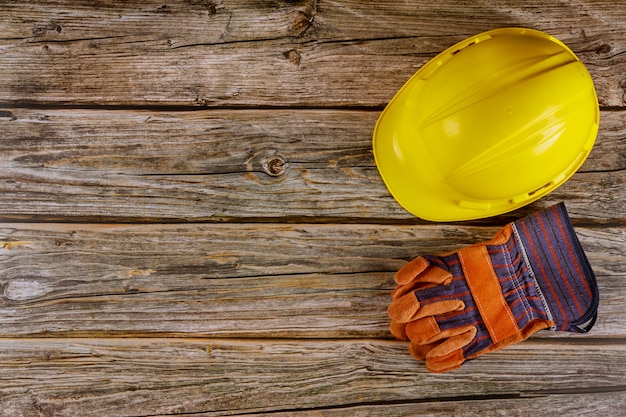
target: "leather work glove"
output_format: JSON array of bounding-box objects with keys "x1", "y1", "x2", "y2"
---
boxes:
[{"x1": 388, "y1": 203, "x2": 599, "y2": 373}]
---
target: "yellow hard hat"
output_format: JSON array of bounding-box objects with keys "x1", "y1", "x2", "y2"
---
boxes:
[{"x1": 373, "y1": 28, "x2": 599, "y2": 221}]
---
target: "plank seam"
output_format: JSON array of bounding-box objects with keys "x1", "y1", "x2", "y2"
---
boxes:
[{"x1": 137, "y1": 387, "x2": 626, "y2": 417}]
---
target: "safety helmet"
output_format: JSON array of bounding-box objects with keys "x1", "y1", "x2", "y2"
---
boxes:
[{"x1": 373, "y1": 28, "x2": 599, "y2": 221}]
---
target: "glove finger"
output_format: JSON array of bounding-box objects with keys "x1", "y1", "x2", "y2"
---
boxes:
[
  {"x1": 409, "y1": 339, "x2": 439, "y2": 361},
  {"x1": 391, "y1": 266, "x2": 452, "y2": 300},
  {"x1": 413, "y1": 299, "x2": 464, "y2": 321},
  {"x1": 423, "y1": 325, "x2": 477, "y2": 373},
  {"x1": 389, "y1": 320, "x2": 408, "y2": 340},
  {"x1": 390, "y1": 299, "x2": 463, "y2": 341},
  {"x1": 404, "y1": 304, "x2": 466, "y2": 344},
  {"x1": 428, "y1": 325, "x2": 476, "y2": 358},
  {"x1": 389, "y1": 290, "x2": 464, "y2": 324},
  {"x1": 387, "y1": 292, "x2": 421, "y2": 323},
  {"x1": 425, "y1": 350, "x2": 465, "y2": 373},
  {"x1": 394, "y1": 256, "x2": 429, "y2": 285},
  {"x1": 408, "y1": 325, "x2": 475, "y2": 360},
  {"x1": 405, "y1": 316, "x2": 440, "y2": 344}
]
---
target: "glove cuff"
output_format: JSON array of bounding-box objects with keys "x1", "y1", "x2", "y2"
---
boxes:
[{"x1": 511, "y1": 203, "x2": 599, "y2": 333}]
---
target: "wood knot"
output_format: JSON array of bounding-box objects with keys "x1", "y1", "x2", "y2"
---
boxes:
[
  {"x1": 185, "y1": 0, "x2": 216, "y2": 16},
  {"x1": 206, "y1": 2, "x2": 217, "y2": 16},
  {"x1": 596, "y1": 43, "x2": 612, "y2": 55},
  {"x1": 283, "y1": 49, "x2": 301, "y2": 66},
  {"x1": 289, "y1": 10, "x2": 314, "y2": 37},
  {"x1": 3, "y1": 279, "x2": 50, "y2": 301},
  {"x1": 263, "y1": 155, "x2": 287, "y2": 177}
]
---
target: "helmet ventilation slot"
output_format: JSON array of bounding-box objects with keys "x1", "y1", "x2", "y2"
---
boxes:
[
  {"x1": 452, "y1": 41, "x2": 476, "y2": 55},
  {"x1": 528, "y1": 182, "x2": 553, "y2": 197}
]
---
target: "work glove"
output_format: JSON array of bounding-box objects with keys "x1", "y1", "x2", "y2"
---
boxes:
[{"x1": 388, "y1": 203, "x2": 599, "y2": 373}]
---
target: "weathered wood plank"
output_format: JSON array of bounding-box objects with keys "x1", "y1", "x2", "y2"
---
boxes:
[
  {"x1": 1, "y1": 0, "x2": 625, "y2": 106},
  {"x1": 245, "y1": 392, "x2": 626, "y2": 417},
  {"x1": 0, "y1": 109, "x2": 377, "y2": 175},
  {"x1": 1, "y1": 165, "x2": 622, "y2": 222},
  {"x1": 1, "y1": 108, "x2": 623, "y2": 174},
  {"x1": 0, "y1": 109, "x2": 624, "y2": 222},
  {"x1": 1, "y1": 338, "x2": 625, "y2": 416},
  {"x1": 0, "y1": 223, "x2": 623, "y2": 337}
]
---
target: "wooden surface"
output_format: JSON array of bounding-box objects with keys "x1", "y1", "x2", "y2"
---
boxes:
[{"x1": 0, "y1": 1, "x2": 625, "y2": 416}]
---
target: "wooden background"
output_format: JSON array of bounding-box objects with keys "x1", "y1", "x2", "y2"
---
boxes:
[{"x1": 1, "y1": 1, "x2": 625, "y2": 415}]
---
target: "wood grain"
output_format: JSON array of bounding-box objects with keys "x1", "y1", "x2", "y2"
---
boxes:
[
  {"x1": 0, "y1": 223, "x2": 623, "y2": 338},
  {"x1": 1, "y1": 2, "x2": 625, "y2": 415},
  {"x1": 1, "y1": 338, "x2": 625, "y2": 416},
  {"x1": 245, "y1": 392, "x2": 626, "y2": 417},
  {"x1": 0, "y1": 108, "x2": 624, "y2": 222},
  {"x1": 2, "y1": 108, "x2": 623, "y2": 174},
  {"x1": 1, "y1": 0, "x2": 625, "y2": 106}
]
